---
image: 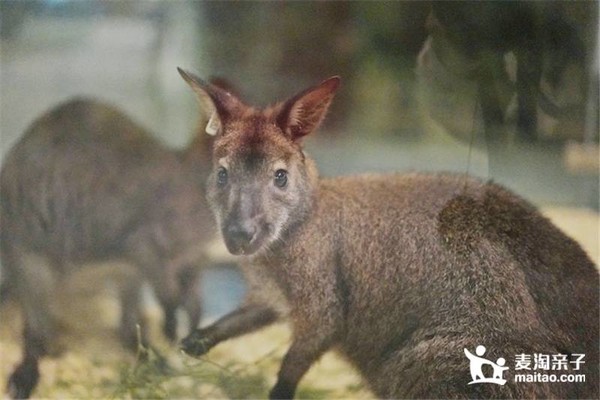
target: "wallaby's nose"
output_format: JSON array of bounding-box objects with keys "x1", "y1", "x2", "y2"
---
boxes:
[{"x1": 224, "y1": 222, "x2": 257, "y2": 254}]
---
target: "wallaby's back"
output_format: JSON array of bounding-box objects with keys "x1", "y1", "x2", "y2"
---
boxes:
[{"x1": 1, "y1": 98, "x2": 193, "y2": 260}]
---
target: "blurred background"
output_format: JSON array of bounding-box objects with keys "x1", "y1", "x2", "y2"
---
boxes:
[
  {"x1": 2, "y1": 1, "x2": 598, "y2": 205},
  {"x1": 2, "y1": 0, "x2": 598, "y2": 256},
  {"x1": 0, "y1": 0, "x2": 598, "y2": 397}
]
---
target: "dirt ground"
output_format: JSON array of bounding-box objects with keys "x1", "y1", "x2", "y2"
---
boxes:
[{"x1": 0, "y1": 207, "x2": 596, "y2": 399}]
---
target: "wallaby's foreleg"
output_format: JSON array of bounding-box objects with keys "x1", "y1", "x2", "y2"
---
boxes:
[
  {"x1": 180, "y1": 287, "x2": 202, "y2": 337},
  {"x1": 160, "y1": 300, "x2": 178, "y2": 343},
  {"x1": 178, "y1": 265, "x2": 203, "y2": 337},
  {"x1": 181, "y1": 303, "x2": 278, "y2": 357},
  {"x1": 269, "y1": 330, "x2": 336, "y2": 400},
  {"x1": 157, "y1": 277, "x2": 202, "y2": 342}
]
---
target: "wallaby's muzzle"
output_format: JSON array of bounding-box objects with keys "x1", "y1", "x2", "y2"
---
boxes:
[
  {"x1": 223, "y1": 220, "x2": 257, "y2": 255},
  {"x1": 220, "y1": 184, "x2": 273, "y2": 255},
  {"x1": 222, "y1": 210, "x2": 270, "y2": 256}
]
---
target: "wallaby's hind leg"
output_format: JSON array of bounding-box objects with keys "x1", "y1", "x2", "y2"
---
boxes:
[
  {"x1": 377, "y1": 336, "x2": 567, "y2": 399},
  {"x1": 8, "y1": 324, "x2": 45, "y2": 399},
  {"x1": 4, "y1": 250, "x2": 58, "y2": 399}
]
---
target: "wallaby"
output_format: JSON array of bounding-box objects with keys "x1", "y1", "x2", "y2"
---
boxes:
[
  {"x1": 0, "y1": 98, "x2": 215, "y2": 398},
  {"x1": 177, "y1": 68, "x2": 599, "y2": 399}
]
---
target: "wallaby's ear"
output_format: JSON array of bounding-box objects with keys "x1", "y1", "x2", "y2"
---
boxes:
[
  {"x1": 178, "y1": 67, "x2": 242, "y2": 136},
  {"x1": 276, "y1": 76, "x2": 340, "y2": 141}
]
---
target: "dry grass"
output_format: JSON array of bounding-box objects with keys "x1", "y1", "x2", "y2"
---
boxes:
[{"x1": 0, "y1": 286, "x2": 371, "y2": 399}]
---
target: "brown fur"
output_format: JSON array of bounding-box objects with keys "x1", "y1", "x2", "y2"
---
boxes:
[
  {"x1": 178, "y1": 70, "x2": 599, "y2": 399},
  {"x1": 0, "y1": 98, "x2": 215, "y2": 398}
]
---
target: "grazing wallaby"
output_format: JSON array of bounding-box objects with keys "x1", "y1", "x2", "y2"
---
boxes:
[
  {"x1": 178, "y1": 69, "x2": 599, "y2": 399},
  {"x1": 0, "y1": 98, "x2": 215, "y2": 398}
]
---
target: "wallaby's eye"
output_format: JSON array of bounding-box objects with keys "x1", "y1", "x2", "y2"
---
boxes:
[
  {"x1": 274, "y1": 169, "x2": 288, "y2": 188},
  {"x1": 216, "y1": 167, "x2": 228, "y2": 187}
]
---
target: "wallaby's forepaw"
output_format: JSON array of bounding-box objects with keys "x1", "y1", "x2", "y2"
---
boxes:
[
  {"x1": 269, "y1": 379, "x2": 295, "y2": 400},
  {"x1": 180, "y1": 328, "x2": 215, "y2": 357},
  {"x1": 7, "y1": 360, "x2": 39, "y2": 399}
]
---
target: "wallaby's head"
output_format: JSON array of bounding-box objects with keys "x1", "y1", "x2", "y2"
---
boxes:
[{"x1": 179, "y1": 68, "x2": 340, "y2": 256}]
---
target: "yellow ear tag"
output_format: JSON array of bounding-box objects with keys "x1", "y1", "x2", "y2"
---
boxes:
[{"x1": 206, "y1": 112, "x2": 219, "y2": 136}]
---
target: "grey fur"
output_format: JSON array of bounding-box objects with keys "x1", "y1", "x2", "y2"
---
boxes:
[{"x1": 1, "y1": 98, "x2": 214, "y2": 398}]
